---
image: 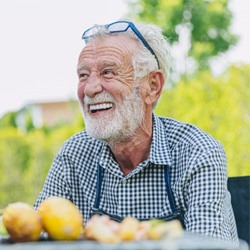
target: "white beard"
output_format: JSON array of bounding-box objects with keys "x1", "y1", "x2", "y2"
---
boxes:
[{"x1": 82, "y1": 84, "x2": 145, "y2": 144}]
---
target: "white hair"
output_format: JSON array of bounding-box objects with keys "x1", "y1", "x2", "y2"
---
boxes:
[
  {"x1": 83, "y1": 19, "x2": 172, "y2": 84},
  {"x1": 130, "y1": 21, "x2": 172, "y2": 84}
]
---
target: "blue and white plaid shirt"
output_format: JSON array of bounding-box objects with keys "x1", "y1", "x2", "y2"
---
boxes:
[{"x1": 35, "y1": 114, "x2": 238, "y2": 243}]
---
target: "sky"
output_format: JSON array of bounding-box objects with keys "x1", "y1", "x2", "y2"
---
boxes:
[{"x1": 0, "y1": 0, "x2": 249, "y2": 118}]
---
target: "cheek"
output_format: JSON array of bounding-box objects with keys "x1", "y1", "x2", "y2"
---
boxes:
[
  {"x1": 116, "y1": 64, "x2": 135, "y2": 89},
  {"x1": 77, "y1": 81, "x2": 85, "y2": 99}
]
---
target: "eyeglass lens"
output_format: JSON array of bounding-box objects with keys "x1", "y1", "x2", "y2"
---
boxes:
[{"x1": 108, "y1": 22, "x2": 129, "y2": 33}]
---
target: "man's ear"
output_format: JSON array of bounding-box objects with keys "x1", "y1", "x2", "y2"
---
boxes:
[{"x1": 145, "y1": 70, "x2": 165, "y2": 106}]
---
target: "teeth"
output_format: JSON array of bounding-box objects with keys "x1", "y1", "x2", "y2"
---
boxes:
[{"x1": 89, "y1": 103, "x2": 113, "y2": 111}]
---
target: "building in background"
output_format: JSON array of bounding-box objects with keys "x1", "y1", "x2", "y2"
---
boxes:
[{"x1": 16, "y1": 99, "x2": 80, "y2": 131}]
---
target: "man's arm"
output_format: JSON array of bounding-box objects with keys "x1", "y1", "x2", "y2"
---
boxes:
[
  {"x1": 184, "y1": 146, "x2": 238, "y2": 243},
  {"x1": 34, "y1": 154, "x2": 72, "y2": 209}
]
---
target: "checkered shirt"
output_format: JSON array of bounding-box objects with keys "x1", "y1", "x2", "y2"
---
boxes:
[{"x1": 34, "y1": 113, "x2": 238, "y2": 243}]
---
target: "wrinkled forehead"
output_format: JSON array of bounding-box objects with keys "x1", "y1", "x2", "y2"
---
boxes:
[{"x1": 78, "y1": 35, "x2": 138, "y2": 61}]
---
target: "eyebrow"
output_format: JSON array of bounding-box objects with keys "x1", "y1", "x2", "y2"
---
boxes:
[
  {"x1": 100, "y1": 61, "x2": 116, "y2": 67},
  {"x1": 77, "y1": 65, "x2": 88, "y2": 73},
  {"x1": 77, "y1": 61, "x2": 117, "y2": 73}
]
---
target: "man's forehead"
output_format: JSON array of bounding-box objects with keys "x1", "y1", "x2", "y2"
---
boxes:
[
  {"x1": 82, "y1": 35, "x2": 137, "y2": 53},
  {"x1": 78, "y1": 35, "x2": 137, "y2": 68}
]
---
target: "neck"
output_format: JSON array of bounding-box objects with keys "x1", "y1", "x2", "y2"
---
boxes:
[{"x1": 109, "y1": 119, "x2": 153, "y2": 176}]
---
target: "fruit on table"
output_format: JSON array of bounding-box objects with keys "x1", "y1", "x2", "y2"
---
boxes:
[
  {"x1": 147, "y1": 219, "x2": 183, "y2": 240},
  {"x1": 84, "y1": 215, "x2": 120, "y2": 243},
  {"x1": 85, "y1": 215, "x2": 183, "y2": 243},
  {"x1": 119, "y1": 216, "x2": 139, "y2": 241},
  {"x1": 38, "y1": 196, "x2": 84, "y2": 241},
  {"x1": 2, "y1": 202, "x2": 42, "y2": 242}
]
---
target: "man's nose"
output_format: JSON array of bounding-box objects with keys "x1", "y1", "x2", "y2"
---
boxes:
[{"x1": 84, "y1": 73, "x2": 103, "y2": 98}]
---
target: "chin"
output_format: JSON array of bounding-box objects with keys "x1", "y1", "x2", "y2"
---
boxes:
[{"x1": 85, "y1": 116, "x2": 126, "y2": 142}]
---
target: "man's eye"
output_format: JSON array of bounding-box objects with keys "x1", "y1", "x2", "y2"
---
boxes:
[
  {"x1": 79, "y1": 73, "x2": 89, "y2": 79},
  {"x1": 102, "y1": 69, "x2": 115, "y2": 78}
]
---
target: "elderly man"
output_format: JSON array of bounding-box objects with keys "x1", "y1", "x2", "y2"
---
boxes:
[{"x1": 35, "y1": 20, "x2": 238, "y2": 243}]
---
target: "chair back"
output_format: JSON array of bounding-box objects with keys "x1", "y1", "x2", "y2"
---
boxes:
[{"x1": 228, "y1": 175, "x2": 250, "y2": 244}]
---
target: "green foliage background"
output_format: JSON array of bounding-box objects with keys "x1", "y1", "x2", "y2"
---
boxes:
[
  {"x1": 127, "y1": 0, "x2": 238, "y2": 70},
  {"x1": 0, "y1": 116, "x2": 84, "y2": 208},
  {"x1": 156, "y1": 65, "x2": 250, "y2": 177}
]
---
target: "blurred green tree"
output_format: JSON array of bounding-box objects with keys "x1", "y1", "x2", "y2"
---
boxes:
[
  {"x1": 127, "y1": 0, "x2": 238, "y2": 72},
  {"x1": 0, "y1": 128, "x2": 30, "y2": 207},
  {"x1": 155, "y1": 64, "x2": 250, "y2": 176},
  {"x1": 0, "y1": 112, "x2": 17, "y2": 129},
  {"x1": 0, "y1": 112, "x2": 84, "y2": 208}
]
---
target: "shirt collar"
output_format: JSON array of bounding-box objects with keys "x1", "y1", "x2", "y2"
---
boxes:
[
  {"x1": 148, "y1": 113, "x2": 172, "y2": 166},
  {"x1": 99, "y1": 142, "x2": 124, "y2": 177}
]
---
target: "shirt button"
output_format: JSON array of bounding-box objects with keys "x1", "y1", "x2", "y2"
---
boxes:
[{"x1": 122, "y1": 179, "x2": 126, "y2": 184}]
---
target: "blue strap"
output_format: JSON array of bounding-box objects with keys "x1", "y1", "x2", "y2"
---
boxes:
[
  {"x1": 93, "y1": 163, "x2": 102, "y2": 209},
  {"x1": 164, "y1": 165, "x2": 177, "y2": 213}
]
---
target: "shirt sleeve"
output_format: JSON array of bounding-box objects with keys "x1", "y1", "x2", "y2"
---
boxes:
[
  {"x1": 184, "y1": 145, "x2": 238, "y2": 243},
  {"x1": 34, "y1": 154, "x2": 73, "y2": 209}
]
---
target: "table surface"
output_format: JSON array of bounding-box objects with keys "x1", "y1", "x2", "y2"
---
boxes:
[{"x1": 0, "y1": 232, "x2": 248, "y2": 250}]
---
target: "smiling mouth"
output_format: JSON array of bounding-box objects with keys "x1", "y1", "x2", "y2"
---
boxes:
[{"x1": 89, "y1": 102, "x2": 113, "y2": 113}]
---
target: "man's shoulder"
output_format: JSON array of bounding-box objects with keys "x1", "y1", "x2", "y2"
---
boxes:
[
  {"x1": 67, "y1": 130, "x2": 92, "y2": 142},
  {"x1": 58, "y1": 130, "x2": 103, "y2": 155},
  {"x1": 157, "y1": 116, "x2": 222, "y2": 150}
]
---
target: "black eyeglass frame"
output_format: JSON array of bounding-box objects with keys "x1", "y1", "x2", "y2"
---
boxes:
[{"x1": 82, "y1": 21, "x2": 160, "y2": 69}]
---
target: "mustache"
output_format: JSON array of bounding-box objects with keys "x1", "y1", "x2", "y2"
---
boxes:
[{"x1": 84, "y1": 92, "x2": 115, "y2": 105}]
